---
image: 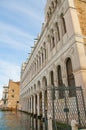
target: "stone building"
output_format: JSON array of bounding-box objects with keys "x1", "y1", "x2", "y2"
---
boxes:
[
  {"x1": 7, "y1": 80, "x2": 20, "y2": 110},
  {"x1": 2, "y1": 86, "x2": 9, "y2": 107},
  {"x1": 20, "y1": 0, "x2": 86, "y2": 127}
]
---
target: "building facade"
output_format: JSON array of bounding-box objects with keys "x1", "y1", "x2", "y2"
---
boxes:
[
  {"x1": 2, "y1": 86, "x2": 9, "y2": 107},
  {"x1": 20, "y1": 0, "x2": 86, "y2": 126},
  {"x1": 7, "y1": 80, "x2": 20, "y2": 110}
]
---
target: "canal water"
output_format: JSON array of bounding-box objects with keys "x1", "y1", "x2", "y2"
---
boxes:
[{"x1": 0, "y1": 111, "x2": 47, "y2": 130}]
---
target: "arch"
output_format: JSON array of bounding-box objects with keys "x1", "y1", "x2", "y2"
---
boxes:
[
  {"x1": 42, "y1": 76, "x2": 47, "y2": 89},
  {"x1": 57, "y1": 65, "x2": 63, "y2": 86},
  {"x1": 34, "y1": 84, "x2": 36, "y2": 92},
  {"x1": 51, "y1": 1, "x2": 54, "y2": 12},
  {"x1": 42, "y1": 76, "x2": 48, "y2": 113},
  {"x1": 57, "y1": 65, "x2": 64, "y2": 99},
  {"x1": 54, "y1": 0, "x2": 58, "y2": 7},
  {"x1": 31, "y1": 86, "x2": 33, "y2": 93},
  {"x1": 49, "y1": 7, "x2": 52, "y2": 15},
  {"x1": 55, "y1": 22, "x2": 60, "y2": 42},
  {"x1": 50, "y1": 70, "x2": 54, "y2": 86},
  {"x1": 66, "y1": 58, "x2": 75, "y2": 97},
  {"x1": 37, "y1": 80, "x2": 41, "y2": 90},
  {"x1": 60, "y1": 13, "x2": 66, "y2": 35},
  {"x1": 50, "y1": 29, "x2": 55, "y2": 49},
  {"x1": 43, "y1": 42, "x2": 47, "y2": 60},
  {"x1": 47, "y1": 12, "x2": 50, "y2": 20}
]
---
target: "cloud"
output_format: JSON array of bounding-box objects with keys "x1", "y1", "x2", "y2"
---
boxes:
[
  {"x1": 0, "y1": 22, "x2": 34, "y2": 51},
  {"x1": 0, "y1": 22, "x2": 34, "y2": 40},
  {"x1": 0, "y1": 60, "x2": 20, "y2": 98},
  {"x1": 0, "y1": 60, "x2": 20, "y2": 81},
  {"x1": 0, "y1": 0, "x2": 43, "y2": 22}
]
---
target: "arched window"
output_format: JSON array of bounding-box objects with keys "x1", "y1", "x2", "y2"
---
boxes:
[
  {"x1": 57, "y1": 65, "x2": 64, "y2": 99},
  {"x1": 51, "y1": 29, "x2": 55, "y2": 49},
  {"x1": 58, "y1": 65, "x2": 63, "y2": 86},
  {"x1": 47, "y1": 12, "x2": 49, "y2": 20},
  {"x1": 35, "y1": 62, "x2": 36, "y2": 71},
  {"x1": 61, "y1": 14, "x2": 66, "y2": 36},
  {"x1": 55, "y1": 22, "x2": 60, "y2": 42},
  {"x1": 42, "y1": 51, "x2": 44, "y2": 63},
  {"x1": 51, "y1": 1, "x2": 54, "y2": 12},
  {"x1": 50, "y1": 71, "x2": 54, "y2": 86},
  {"x1": 49, "y1": 7, "x2": 52, "y2": 15},
  {"x1": 66, "y1": 58, "x2": 76, "y2": 97},
  {"x1": 44, "y1": 43, "x2": 47, "y2": 60},
  {"x1": 39, "y1": 56, "x2": 41, "y2": 67}
]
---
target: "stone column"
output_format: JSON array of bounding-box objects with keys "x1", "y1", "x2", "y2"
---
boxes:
[{"x1": 37, "y1": 93, "x2": 40, "y2": 116}]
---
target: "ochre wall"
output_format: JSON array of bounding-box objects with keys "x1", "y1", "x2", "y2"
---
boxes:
[{"x1": 74, "y1": 0, "x2": 86, "y2": 42}]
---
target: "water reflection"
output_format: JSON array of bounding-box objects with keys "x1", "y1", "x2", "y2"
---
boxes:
[{"x1": 0, "y1": 111, "x2": 47, "y2": 130}]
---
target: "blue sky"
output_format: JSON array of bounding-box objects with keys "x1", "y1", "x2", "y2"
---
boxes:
[{"x1": 0, "y1": 0, "x2": 46, "y2": 99}]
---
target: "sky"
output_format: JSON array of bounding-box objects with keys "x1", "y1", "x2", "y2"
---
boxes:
[{"x1": 0, "y1": 0, "x2": 46, "y2": 99}]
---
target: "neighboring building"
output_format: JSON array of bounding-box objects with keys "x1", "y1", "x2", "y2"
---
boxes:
[
  {"x1": 20, "y1": 0, "x2": 86, "y2": 128},
  {"x1": 0, "y1": 99, "x2": 3, "y2": 108},
  {"x1": 2, "y1": 86, "x2": 9, "y2": 107},
  {"x1": 7, "y1": 80, "x2": 20, "y2": 110}
]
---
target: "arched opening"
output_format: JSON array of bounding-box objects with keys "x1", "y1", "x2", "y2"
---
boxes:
[
  {"x1": 42, "y1": 76, "x2": 47, "y2": 110},
  {"x1": 57, "y1": 65, "x2": 64, "y2": 99},
  {"x1": 51, "y1": 1, "x2": 54, "y2": 12},
  {"x1": 61, "y1": 14, "x2": 66, "y2": 36},
  {"x1": 37, "y1": 81, "x2": 42, "y2": 116},
  {"x1": 55, "y1": 22, "x2": 60, "y2": 42},
  {"x1": 35, "y1": 94, "x2": 37, "y2": 115},
  {"x1": 34, "y1": 84, "x2": 36, "y2": 91},
  {"x1": 39, "y1": 92, "x2": 42, "y2": 116},
  {"x1": 51, "y1": 29, "x2": 55, "y2": 49},
  {"x1": 66, "y1": 58, "x2": 76, "y2": 97},
  {"x1": 38, "y1": 81, "x2": 41, "y2": 90},
  {"x1": 49, "y1": 7, "x2": 52, "y2": 15},
  {"x1": 50, "y1": 71, "x2": 54, "y2": 86},
  {"x1": 44, "y1": 42, "x2": 47, "y2": 60}
]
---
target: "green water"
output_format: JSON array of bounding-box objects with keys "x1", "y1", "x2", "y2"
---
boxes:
[{"x1": 0, "y1": 111, "x2": 45, "y2": 130}]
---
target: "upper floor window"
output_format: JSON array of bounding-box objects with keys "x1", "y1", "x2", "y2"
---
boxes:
[
  {"x1": 61, "y1": 14, "x2": 66, "y2": 36},
  {"x1": 50, "y1": 29, "x2": 55, "y2": 49},
  {"x1": 55, "y1": 22, "x2": 60, "y2": 42}
]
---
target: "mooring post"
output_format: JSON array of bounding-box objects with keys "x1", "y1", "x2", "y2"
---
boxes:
[{"x1": 71, "y1": 120, "x2": 78, "y2": 130}]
